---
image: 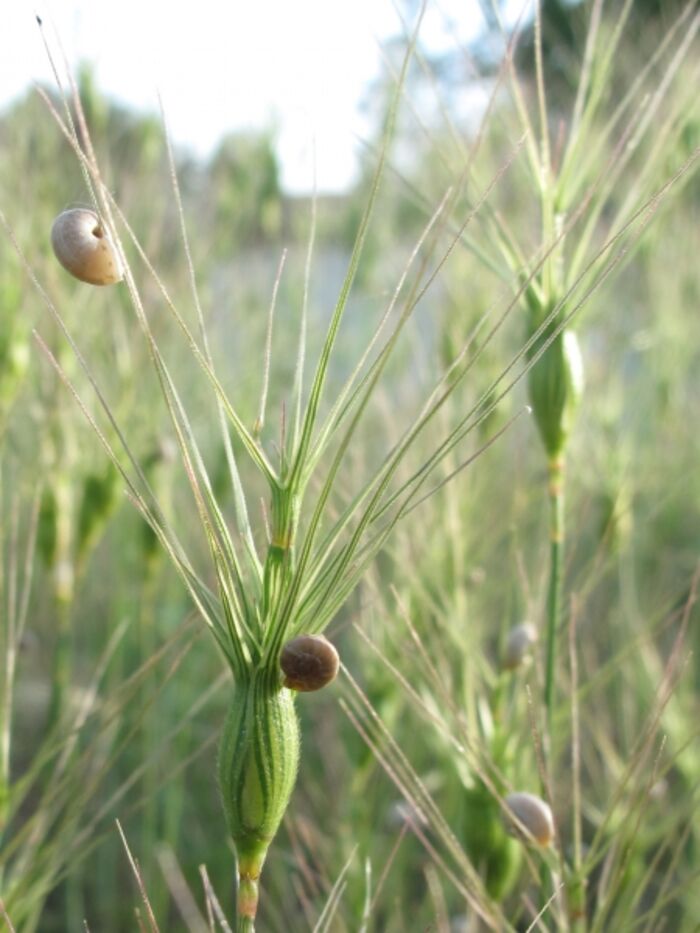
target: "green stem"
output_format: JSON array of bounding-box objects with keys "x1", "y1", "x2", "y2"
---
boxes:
[
  {"x1": 45, "y1": 472, "x2": 75, "y2": 735},
  {"x1": 237, "y1": 855, "x2": 261, "y2": 933},
  {"x1": 541, "y1": 456, "x2": 567, "y2": 922},
  {"x1": 46, "y1": 585, "x2": 75, "y2": 733},
  {"x1": 544, "y1": 454, "x2": 565, "y2": 740},
  {"x1": 237, "y1": 915, "x2": 255, "y2": 933},
  {"x1": 568, "y1": 873, "x2": 588, "y2": 933},
  {"x1": 139, "y1": 557, "x2": 161, "y2": 914}
]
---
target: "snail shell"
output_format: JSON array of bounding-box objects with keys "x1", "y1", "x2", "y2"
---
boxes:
[
  {"x1": 503, "y1": 792, "x2": 555, "y2": 846},
  {"x1": 502, "y1": 622, "x2": 538, "y2": 670},
  {"x1": 51, "y1": 208, "x2": 124, "y2": 286},
  {"x1": 280, "y1": 634, "x2": 339, "y2": 692}
]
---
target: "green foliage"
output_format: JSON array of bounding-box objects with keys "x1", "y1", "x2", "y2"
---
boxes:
[
  {"x1": 37, "y1": 484, "x2": 58, "y2": 567},
  {"x1": 209, "y1": 131, "x2": 283, "y2": 247},
  {"x1": 0, "y1": 2, "x2": 698, "y2": 931},
  {"x1": 460, "y1": 783, "x2": 522, "y2": 899},
  {"x1": 76, "y1": 463, "x2": 120, "y2": 564}
]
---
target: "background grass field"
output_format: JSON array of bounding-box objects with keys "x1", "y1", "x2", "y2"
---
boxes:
[{"x1": 1, "y1": 2, "x2": 699, "y2": 930}]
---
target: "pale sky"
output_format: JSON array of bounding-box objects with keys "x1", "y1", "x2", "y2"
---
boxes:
[{"x1": 0, "y1": 1, "x2": 509, "y2": 193}]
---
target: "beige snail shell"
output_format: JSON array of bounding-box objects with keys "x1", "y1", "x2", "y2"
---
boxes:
[
  {"x1": 502, "y1": 622, "x2": 538, "y2": 670},
  {"x1": 503, "y1": 792, "x2": 555, "y2": 846},
  {"x1": 51, "y1": 208, "x2": 124, "y2": 286},
  {"x1": 280, "y1": 634, "x2": 339, "y2": 692}
]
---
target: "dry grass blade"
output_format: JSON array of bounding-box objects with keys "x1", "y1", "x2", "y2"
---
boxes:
[
  {"x1": 157, "y1": 846, "x2": 209, "y2": 933},
  {"x1": 339, "y1": 665, "x2": 507, "y2": 930},
  {"x1": 0, "y1": 897, "x2": 17, "y2": 933},
  {"x1": 116, "y1": 819, "x2": 160, "y2": 932},
  {"x1": 311, "y1": 846, "x2": 357, "y2": 933},
  {"x1": 523, "y1": 882, "x2": 566, "y2": 933},
  {"x1": 199, "y1": 866, "x2": 233, "y2": 933},
  {"x1": 1, "y1": 1, "x2": 697, "y2": 928}
]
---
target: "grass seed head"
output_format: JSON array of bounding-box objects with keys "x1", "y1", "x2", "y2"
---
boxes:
[
  {"x1": 527, "y1": 328, "x2": 584, "y2": 458},
  {"x1": 218, "y1": 675, "x2": 300, "y2": 920}
]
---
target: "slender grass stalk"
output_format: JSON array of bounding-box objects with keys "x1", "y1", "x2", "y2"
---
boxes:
[
  {"x1": 46, "y1": 583, "x2": 75, "y2": 732},
  {"x1": 544, "y1": 454, "x2": 565, "y2": 737},
  {"x1": 1, "y1": 2, "x2": 697, "y2": 926},
  {"x1": 568, "y1": 600, "x2": 586, "y2": 931}
]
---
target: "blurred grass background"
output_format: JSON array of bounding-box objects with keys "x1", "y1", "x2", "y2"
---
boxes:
[{"x1": 1, "y1": 1, "x2": 699, "y2": 930}]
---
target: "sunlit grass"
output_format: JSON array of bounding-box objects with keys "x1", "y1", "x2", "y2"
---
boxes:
[{"x1": 0, "y1": 1, "x2": 698, "y2": 930}]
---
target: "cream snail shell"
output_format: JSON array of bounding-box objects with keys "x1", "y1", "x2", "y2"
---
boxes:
[
  {"x1": 280, "y1": 634, "x2": 339, "y2": 692},
  {"x1": 51, "y1": 208, "x2": 124, "y2": 286},
  {"x1": 503, "y1": 792, "x2": 555, "y2": 846},
  {"x1": 502, "y1": 622, "x2": 538, "y2": 670}
]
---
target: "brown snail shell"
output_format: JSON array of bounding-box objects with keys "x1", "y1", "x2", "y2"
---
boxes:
[
  {"x1": 51, "y1": 208, "x2": 124, "y2": 286},
  {"x1": 503, "y1": 792, "x2": 555, "y2": 846},
  {"x1": 280, "y1": 634, "x2": 339, "y2": 692}
]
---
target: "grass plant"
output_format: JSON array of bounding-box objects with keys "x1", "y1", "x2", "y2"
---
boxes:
[{"x1": 0, "y1": 1, "x2": 698, "y2": 930}]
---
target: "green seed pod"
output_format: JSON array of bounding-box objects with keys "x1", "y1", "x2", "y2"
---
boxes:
[
  {"x1": 37, "y1": 485, "x2": 59, "y2": 568},
  {"x1": 139, "y1": 437, "x2": 176, "y2": 565},
  {"x1": 461, "y1": 783, "x2": 522, "y2": 898},
  {"x1": 218, "y1": 674, "x2": 300, "y2": 922},
  {"x1": 0, "y1": 335, "x2": 29, "y2": 411},
  {"x1": 595, "y1": 484, "x2": 632, "y2": 552},
  {"x1": 8, "y1": 338, "x2": 29, "y2": 382},
  {"x1": 140, "y1": 518, "x2": 159, "y2": 562},
  {"x1": 76, "y1": 464, "x2": 120, "y2": 563},
  {"x1": 527, "y1": 328, "x2": 584, "y2": 459}
]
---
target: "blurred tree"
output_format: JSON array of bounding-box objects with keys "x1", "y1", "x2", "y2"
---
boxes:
[
  {"x1": 207, "y1": 130, "x2": 283, "y2": 250},
  {"x1": 510, "y1": 0, "x2": 694, "y2": 92}
]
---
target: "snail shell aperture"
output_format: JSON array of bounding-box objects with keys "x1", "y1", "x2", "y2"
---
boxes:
[
  {"x1": 280, "y1": 634, "x2": 339, "y2": 692},
  {"x1": 51, "y1": 208, "x2": 124, "y2": 286}
]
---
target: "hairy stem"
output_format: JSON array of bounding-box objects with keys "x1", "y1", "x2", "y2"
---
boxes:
[
  {"x1": 236, "y1": 853, "x2": 261, "y2": 932},
  {"x1": 237, "y1": 918, "x2": 255, "y2": 933}
]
